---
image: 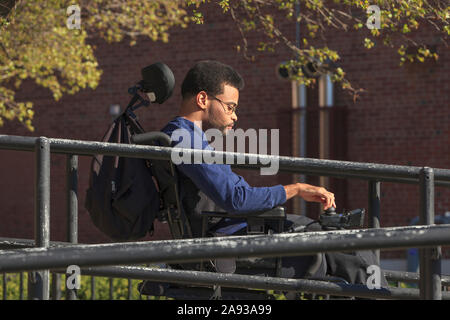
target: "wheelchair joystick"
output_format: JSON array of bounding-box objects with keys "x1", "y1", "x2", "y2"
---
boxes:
[
  {"x1": 319, "y1": 207, "x2": 365, "y2": 229},
  {"x1": 324, "y1": 207, "x2": 336, "y2": 215}
]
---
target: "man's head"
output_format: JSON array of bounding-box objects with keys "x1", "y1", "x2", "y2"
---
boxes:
[{"x1": 180, "y1": 60, "x2": 244, "y2": 135}]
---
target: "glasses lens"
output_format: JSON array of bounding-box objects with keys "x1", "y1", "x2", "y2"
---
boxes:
[
  {"x1": 210, "y1": 94, "x2": 237, "y2": 114},
  {"x1": 229, "y1": 105, "x2": 237, "y2": 114}
]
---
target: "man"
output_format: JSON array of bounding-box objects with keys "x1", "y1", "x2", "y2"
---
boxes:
[{"x1": 161, "y1": 60, "x2": 386, "y2": 285}]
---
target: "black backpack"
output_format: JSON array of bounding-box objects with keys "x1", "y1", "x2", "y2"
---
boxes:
[
  {"x1": 84, "y1": 110, "x2": 161, "y2": 241},
  {"x1": 84, "y1": 62, "x2": 175, "y2": 241}
]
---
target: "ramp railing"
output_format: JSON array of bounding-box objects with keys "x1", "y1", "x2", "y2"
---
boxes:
[{"x1": 0, "y1": 134, "x2": 449, "y2": 300}]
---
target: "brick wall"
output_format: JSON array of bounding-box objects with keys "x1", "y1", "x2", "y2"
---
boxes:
[{"x1": 0, "y1": 3, "x2": 448, "y2": 260}]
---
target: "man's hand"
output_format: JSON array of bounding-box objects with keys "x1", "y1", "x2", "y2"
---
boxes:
[{"x1": 284, "y1": 183, "x2": 336, "y2": 210}]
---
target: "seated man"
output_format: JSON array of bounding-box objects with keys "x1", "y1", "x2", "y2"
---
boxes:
[{"x1": 161, "y1": 60, "x2": 386, "y2": 286}]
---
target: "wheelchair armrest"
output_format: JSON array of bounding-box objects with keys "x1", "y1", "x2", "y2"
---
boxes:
[
  {"x1": 201, "y1": 206, "x2": 286, "y2": 220},
  {"x1": 131, "y1": 131, "x2": 172, "y2": 147},
  {"x1": 200, "y1": 207, "x2": 286, "y2": 276},
  {"x1": 201, "y1": 206, "x2": 286, "y2": 236}
]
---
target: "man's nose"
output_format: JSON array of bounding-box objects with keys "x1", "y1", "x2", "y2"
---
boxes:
[{"x1": 231, "y1": 112, "x2": 237, "y2": 122}]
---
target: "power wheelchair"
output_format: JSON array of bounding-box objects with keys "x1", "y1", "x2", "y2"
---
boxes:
[{"x1": 129, "y1": 128, "x2": 367, "y2": 300}]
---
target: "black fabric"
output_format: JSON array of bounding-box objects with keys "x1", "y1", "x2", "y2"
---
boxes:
[
  {"x1": 176, "y1": 181, "x2": 328, "y2": 279},
  {"x1": 84, "y1": 113, "x2": 160, "y2": 241},
  {"x1": 172, "y1": 160, "x2": 388, "y2": 286},
  {"x1": 179, "y1": 173, "x2": 220, "y2": 238},
  {"x1": 324, "y1": 251, "x2": 388, "y2": 286},
  {"x1": 234, "y1": 214, "x2": 388, "y2": 286},
  {"x1": 229, "y1": 215, "x2": 326, "y2": 280}
]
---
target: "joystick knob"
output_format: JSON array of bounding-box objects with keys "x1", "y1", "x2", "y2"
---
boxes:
[{"x1": 324, "y1": 207, "x2": 336, "y2": 215}]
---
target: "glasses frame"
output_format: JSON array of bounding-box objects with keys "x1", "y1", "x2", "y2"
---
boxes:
[{"x1": 208, "y1": 94, "x2": 238, "y2": 115}]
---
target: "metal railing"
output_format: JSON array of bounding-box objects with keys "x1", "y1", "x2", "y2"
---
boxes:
[{"x1": 0, "y1": 134, "x2": 449, "y2": 300}]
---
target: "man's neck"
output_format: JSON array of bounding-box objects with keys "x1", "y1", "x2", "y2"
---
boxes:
[
  {"x1": 178, "y1": 99, "x2": 203, "y2": 122},
  {"x1": 179, "y1": 113, "x2": 199, "y2": 123}
]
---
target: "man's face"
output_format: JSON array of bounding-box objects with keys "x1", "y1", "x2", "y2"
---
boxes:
[{"x1": 205, "y1": 84, "x2": 239, "y2": 135}]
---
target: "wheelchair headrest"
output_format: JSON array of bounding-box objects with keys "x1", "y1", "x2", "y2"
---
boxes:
[{"x1": 140, "y1": 62, "x2": 175, "y2": 104}]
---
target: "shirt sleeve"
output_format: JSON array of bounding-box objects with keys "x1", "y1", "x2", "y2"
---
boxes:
[
  {"x1": 177, "y1": 162, "x2": 287, "y2": 214},
  {"x1": 162, "y1": 118, "x2": 286, "y2": 214}
]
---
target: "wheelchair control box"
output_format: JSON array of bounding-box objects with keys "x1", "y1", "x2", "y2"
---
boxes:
[{"x1": 319, "y1": 208, "x2": 365, "y2": 229}]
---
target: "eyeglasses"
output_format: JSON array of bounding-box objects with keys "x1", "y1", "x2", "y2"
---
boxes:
[{"x1": 208, "y1": 94, "x2": 238, "y2": 115}]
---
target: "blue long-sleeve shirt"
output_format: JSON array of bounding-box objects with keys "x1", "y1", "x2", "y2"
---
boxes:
[{"x1": 161, "y1": 117, "x2": 286, "y2": 234}]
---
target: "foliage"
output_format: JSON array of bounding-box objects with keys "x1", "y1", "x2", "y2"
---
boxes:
[
  {"x1": 0, "y1": 0, "x2": 204, "y2": 131},
  {"x1": 218, "y1": 0, "x2": 449, "y2": 99},
  {"x1": 0, "y1": 272, "x2": 308, "y2": 300},
  {"x1": 0, "y1": 0, "x2": 447, "y2": 130},
  {"x1": 0, "y1": 272, "x2": 164, "y2": 300},
  {"x1": 0, "y1": 1, "x2": 98, "y2": 131},
  {"x1": 0, "y1": 273, "x2": 27, "y2": 299}
]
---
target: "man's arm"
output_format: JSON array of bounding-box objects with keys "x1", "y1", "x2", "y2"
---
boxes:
[
  {"x1": 284, "y1": 183, "x2": 336, "y2": 211},
  {"x1": 178, "y1": 162, "x2": 286, "y2": 214}
]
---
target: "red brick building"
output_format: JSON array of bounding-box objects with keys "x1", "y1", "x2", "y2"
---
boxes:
[{"x1": 0, "y1": 4, "x2": 448, "y2": 266}]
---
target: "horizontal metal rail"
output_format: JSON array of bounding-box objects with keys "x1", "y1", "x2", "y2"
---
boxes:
[
  {"x1": 0, "y1": 135, "x2": 449, "y2": 185},
  {"x1": 50, "y1": 265, "x2": 450, "y2": 300},
  {"x1": 383, "y1": 270, "x2": 450, "y2": 286},
  {"x1": 0, "y1": 224, "x2": 450, "y2": 273},
  {"x1": 1, "y1": 134, "x2": 449, "y2": 300},
  {"x1": 2, "y1": 236, "x2": 449, "y2": 286},
  {"x1": 0, "y1": 237, "x2": 74, "y2": 250}
]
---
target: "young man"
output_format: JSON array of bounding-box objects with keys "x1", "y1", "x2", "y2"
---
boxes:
[
  {"x1": 161, "y1": 60, "x2": 386, "y2": 285},
  {"x1": 163, "y1": 60, "x2": 335, "y2": 216}
]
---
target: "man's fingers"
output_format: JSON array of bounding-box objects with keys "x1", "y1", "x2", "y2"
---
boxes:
[
  {"x1": 321, "y1": 193, "x2": 336, "y2": 210},
  {"x1": 300, "y1": 185, "x2": 336, "y2": 209}
]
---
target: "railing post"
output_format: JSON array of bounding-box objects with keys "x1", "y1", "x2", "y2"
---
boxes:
[
  {"x1": 91, "y1": 276, "x2": 96, "y2": 300},
  {"x1": 419, "y1": 167, "x2": 441, "y2": 300},
  {"x1": 368, "y1": 180, "x2": 381, "y2": 264},
  {"x1": 19, "y1": 273, "x2": 24, "y2": 300},
  {"x1": 28, "y1": 137, "x2": 50, "y2": 300},
  {"x1": 128, "y1": 279, "x2": 132, "y2": 300},
  {"x1": 51, "y1": 273, "x2": 62, "y2": 300},
  {"x1": 66, "y1": 154, "x2": 78, "y2": 300},
  {"x1": 109, "y1": 278, "x2": 114, "y2": 300},
  {"x1": 2, "y1": 273, "x2": 6, "y2": 300}
]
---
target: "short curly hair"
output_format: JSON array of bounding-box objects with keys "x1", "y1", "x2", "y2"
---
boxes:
[{"x1": 181, "y1": 60, "x2": 244, "y2": 99}]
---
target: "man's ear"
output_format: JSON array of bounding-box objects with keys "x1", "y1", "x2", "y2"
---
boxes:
[{"x1": 196, "y1": 91, "x2": 208, "y2": 111}]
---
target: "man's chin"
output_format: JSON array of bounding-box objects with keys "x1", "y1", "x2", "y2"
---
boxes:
[{"x1": 223, "y1": 126, "x2": 234, "y2": 135}]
